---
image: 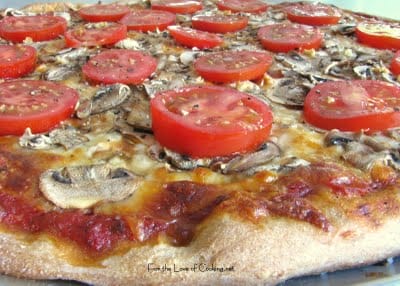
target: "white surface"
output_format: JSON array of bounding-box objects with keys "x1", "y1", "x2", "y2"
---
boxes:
[{"x1": 0, "y1": 0, "x2": 399, "y2": 20}]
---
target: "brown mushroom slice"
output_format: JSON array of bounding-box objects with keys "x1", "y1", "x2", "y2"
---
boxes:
[
  {"x1": 39, "y1": 164, "x2": 142, "y2": 209},
  {"x1": 220, "y1": 142, "x2": 281, "y2": 174},
  {"x1": 76, "y1": 84, "x2": 131, "y2": 119}
]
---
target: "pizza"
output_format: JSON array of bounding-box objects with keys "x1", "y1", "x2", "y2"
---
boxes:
[{"x1": 0, "y1": 0, "x2": 400, "y2": 285}]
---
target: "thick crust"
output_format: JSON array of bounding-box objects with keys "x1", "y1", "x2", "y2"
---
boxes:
[{"x1": 1, "y1": 215, "x2": 400, "y2": 286}]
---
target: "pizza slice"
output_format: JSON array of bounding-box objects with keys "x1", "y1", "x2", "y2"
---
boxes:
[{"x1": 0, "y1": 1, "x2": 400, "y2": 285}]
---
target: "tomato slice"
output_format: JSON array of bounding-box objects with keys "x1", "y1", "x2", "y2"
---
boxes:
[
  {"x1": 78, "y1": 3, "x2": 130, "y2": 22},
  {"x1": 82, "y1": 49, "x2": 157, "y2": 85},
  {"x1": 304, "y1": 80, "x2": 400, "y2": 132},
  {"x1": 216, "y1": 0, "x2": 268, "y2": 14},
  {"x1": 356, "y1": 22, "x2": 400, "y2": 50},
  {"x1": 0, "y1": 80, "x2": 79, "y2": 136},
  {"x1": 0, "y1": 45, "x2": 36, "y2": 79},
  {"x1": 0, "y1": 16, "x2": 67, "y2": 43},
  {"x1": 257, "y1": 23, "x2": 322, "y2": 53},
  {"x1": 390, "y1": 51, "x2": 400, "y2": 76},
  {"x1": 194, "y1": 50, "x2": 272, "y2": 83},
  {"x1": 191, "y1": 14, "x2": 248, "y2": 33},
  {"x1": 64, "y1": 22, "x2": 127, "y2": 48},
  {"x1": 151, "y1": 0, "x2": 203, "y2": 14},
  {"x1": 285, "y1": 3, "x2": 341, "y2": 26},
  {"x1": 119, "y1": 9, "x2": 176, "y2": 32},
  {"x1": 168, "y1": 25, "x2": 223, "y2": 49},
  {"x1": 151, "y1": 85, "x2": 273, "y2": 158}
]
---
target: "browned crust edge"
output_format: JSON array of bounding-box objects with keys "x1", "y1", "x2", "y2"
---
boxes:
[{"x1": 1, "y1": 215, "x2": 400, "y2": 286}]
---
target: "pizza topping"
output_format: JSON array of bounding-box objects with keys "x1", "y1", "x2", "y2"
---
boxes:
[
  {"x1": 257, "y1": 23, "x2": 323, "y2": 53},
  {"x1": 0, "y1": 15, "x2": 67, "y2": 42},
  {"x1": 19, "y1": 127, "x2": 88, "y2": 150},
  {"x1": 216, "y1": 0, "x2": 268, "y2": 14},
  {"x1": 119, "y1": 9, "x2": 176, "y2": 32},
  {"x1": 40, "y1": 164, "x2": 142, "y2": 209},
  {"x1": 149, "y1": 140, "x2": 280, "y2": 173},
  {"x1": 120, "y1": 90, "x2": 152, "y2": 132},
  {"x1": 151, "y1": 0, "x2": 203, "y2": 14},
  {"x1": 64, "y1": 22, "x2": 127, "y2": 48},
  {"x1": 76, "y1": 84, "x2": 131, "y2": 119},
  {"x1": 0, "y1": 44, "x2": 36, "y2": 78},
  {"x1": 82, "y1": 49, "x2": 157, "y2": 85},
  {"x1": 267, "y1": 74, "x2": 312, "y2": 107},
  {"x1": 356, "y1": 22, "x2": 400, "y2": 50},
  {"x1": 391, "y1": 50, "x2": 400, "y2": 76},
  {"x1": 78, "y1": 3, "x2": 130, "y2": 22},
  {"x1": 304, "y1": 80, "x2": 400, "y2": 132},
  {"x1": 168, "y1": 25, "x2": 223, "y2": 49},
  {"x1": 191, "y1": 14, "x2": 248, "y2": 33},
  {"x1": 0, "y1": 80, "x2": 79, "y2": 136},
  {"x1": 220, "y1": 141, "x2": 281, "y2": 174},
  {"x1": 52, "y1": 47, "x2": 90, "y2": 65},
  {"x1": 285, "y1": 2, "x2": 341, "y2": 26},
  {"x1": 0, "y1": 192, "x2": 133, "y2": 256},
  {"x1": 325, "y1": 129, "x2": 400, "y2": 172},
  {"x1": 194, "y1": 50, "x2": 273, "y2": 83},
  {"x1": 151, "y1": 85, "x2": 273, "y2": 158}
]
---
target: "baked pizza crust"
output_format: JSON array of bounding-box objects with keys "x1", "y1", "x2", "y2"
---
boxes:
[
  {"x1": 1, "y1": 215, "x2": 400, "y2": 285},
  {"x1": 0, "y1": 1, "x2": 398, "y2": 285}
]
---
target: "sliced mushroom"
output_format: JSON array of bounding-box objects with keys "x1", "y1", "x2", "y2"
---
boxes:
[
  {"x1": 359, "y1": 133, "x2": 400, "y2": 151},
  {"x1": 275, "y1": 52, "x2": 312, "y2": 73},
  {"x1": 267, "y1": 77, "x2": 310, "y2": 107},
  {"x1": 40, "y1": 164, "x2": 142, "y2": 209},
  {"x1": 44, "y1": 65, "x2": 79, "y2": 81},
  {"x1": 331, "y1": 23, "x2": 356, "y2": 35},
  {"x1": 324, "y1": 129, "x2": 356, "y2": 146},
  {"x1": 19, "y1": 127, "x2": 88, "y2": 150},
  {"x1": 353, "y1": 65, "x2": 375, "y2": 79},
  {"x1": 164, "y1": 149, "x2": 212, "y2": 170},
  {"x1": 220, "y1": 142, "x2": 281, "y2": 174},
  {"x1": 76, "y1": 84, "x2": 131, "y2": 118},
  {"x1": 125, "y1": 91, "x2": 152, "y2": 131},
  {"x1": 54, "y1": 47, "x2": 89, "y2": 65},
  {"x1": 342, "y1": 141, "x2": 393, "y2": 171}
]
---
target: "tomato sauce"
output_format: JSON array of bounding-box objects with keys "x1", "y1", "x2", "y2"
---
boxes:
[{"x1": 0, "y1": 145, "x2": 399, "y2": 262}]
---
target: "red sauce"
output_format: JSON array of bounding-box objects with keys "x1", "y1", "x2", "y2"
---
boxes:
[
  {"x1": 0, "y1": 145, "x2": 398, "y2": 260},
  {"x1": 134, "y1": 181, "x2": 229, "y2": 245},
  {"x1": 0, "y1": 192, "x2": 133, "y2": 256}
]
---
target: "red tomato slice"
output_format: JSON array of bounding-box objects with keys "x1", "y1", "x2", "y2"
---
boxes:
[
  {"x1": 0, "y1": 16, "x2": 67, "y2": 43},
  {"x1": 0, "y1": 80, "x2": 79, "y2": 136},
  {"x1": 216, "y1": 0, "x2": 268, "y2": 14},
  {"x1": 151, "y1": 85, "x2": 273, "y2": 158},
  {"x1": 304, "y1": 80, "x2": 400, "y2": 132},
  {"x1": 119, "y1": 9, "x2": 176, "y2": 32},
  {"x1": 78, "y1": 3, "x2": 130, "y2": 22},
  {"x1": 64, "y1": 22, "x2": 127, "y2": 48},
  {"x1": 151, "y1": 0, "x2": 203, "y2": 14},
  {"x1": 191, "y1": 14, "x2": 248, "y2": 33},
  {"x1": 194, "y1": 50, "x2": 273, "y2": 83},
  {"x1": 168, "y1": 25, "x2": 223, "y2": 49},
  {"x1": 257, "y1": 23, "x2": 322, "y2": 53},
  {"x1": 285, "y1": 3, "x2": 341, "y2": 26},
  {"x1": 356, "y1": 22, "x2": 400, "y2": 50},
  {"x1": 391, "y1": 51, "x2": 400, "y2": 76},
  {"x1": 82, "y1": 49, "x2": 157, "y2": 85},
  {"x1": 0, "y1": 45, "x2": 36, "y2": 79}
]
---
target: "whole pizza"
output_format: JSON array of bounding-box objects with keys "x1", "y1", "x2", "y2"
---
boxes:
[{"x1": 0, "y1": 0, "x2": 400, "y2": 285}]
